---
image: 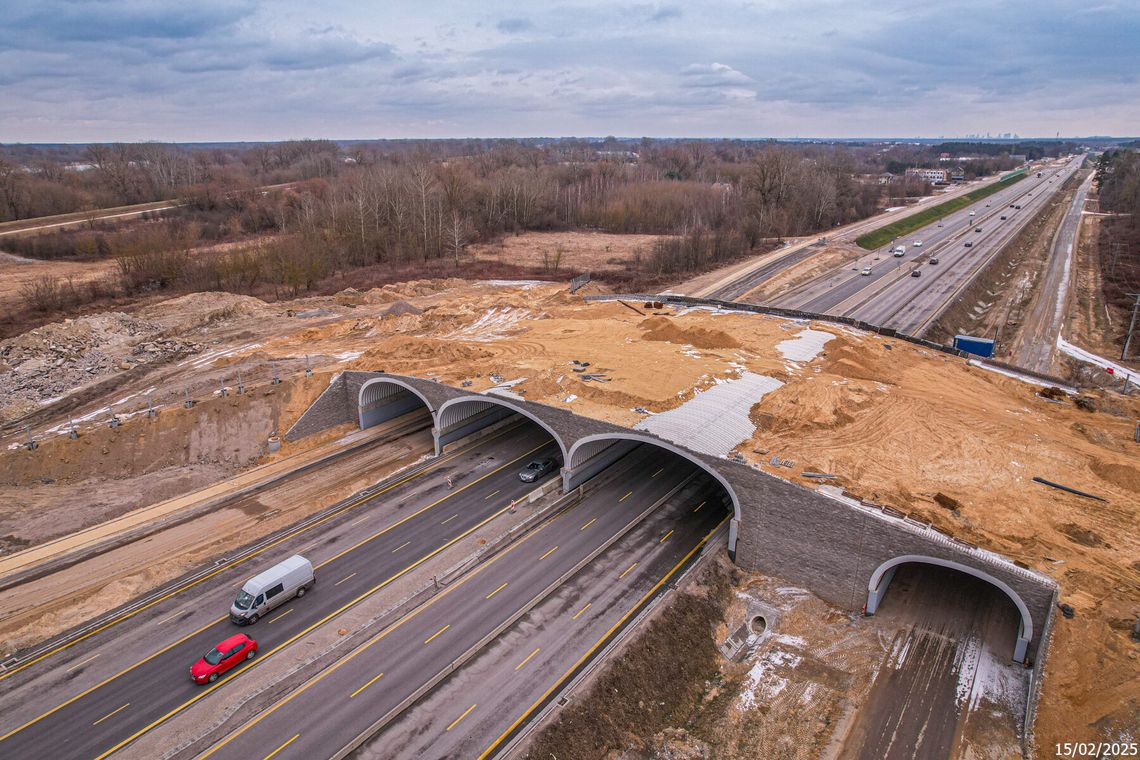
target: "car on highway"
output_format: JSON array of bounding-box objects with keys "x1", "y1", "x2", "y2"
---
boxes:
[
  {"x1": 910, "y1": 270, "x2": 921, "y2": 277},
  {"x1": 969, "y1": 211, "x2": 976, "y2": 216},
  {"x1": 231, "y1": 555, "x2": 315, "y2": 625},
  {"x1": 1001, "y1": 215, "x2": 1007, "y2": 220},
  {"x1": 975, "y1": 227, "x2": 983, "y2": 232},
  {"x1": 929, "y1": 257, "x2": 940, "y2": 264},
  {"x1": 892, "y1": 247, "x2": 905, "y2": 257},
  {"x1": 1010, "y1": 203, "x2": 1015, "y2": 207},
  {"x1": 191, "y1": 634, "x2": 257, "y2": 684},
  {"x1": 519, "y1": 457, "x2": 558, "y2": 482},
  {"x1": 912, "y1": 240, "x2": 923, "y2": 247},
  {"x1": 860, "y1": 267, "x2": 872, "y2": 276},
  {"x1": 964, "y1": 241, "x2": 974, "y2": 248},
  {"x1": 1015, "y1": 204, "x2": 1022, "y2": 209}
]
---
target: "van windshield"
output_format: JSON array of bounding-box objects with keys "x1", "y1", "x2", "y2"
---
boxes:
[{"x1": 234, "y1": 590, "x2": 254, "y2": 610}]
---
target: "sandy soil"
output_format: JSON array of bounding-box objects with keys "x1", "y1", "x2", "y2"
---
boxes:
[
  {"x1": 467, "y1": 230, "x2": 665, "y2": 274},
  {"x1": 2, "y1": 278, "x2": 1136, "y2": 748},
  {"x1": 0, "y1": 252, "x2": 117, "y2": 314}
]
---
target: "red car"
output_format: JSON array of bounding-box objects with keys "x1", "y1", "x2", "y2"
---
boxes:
[{"x1": 190, "y1": 633, "x2": 257, "y2": 684}]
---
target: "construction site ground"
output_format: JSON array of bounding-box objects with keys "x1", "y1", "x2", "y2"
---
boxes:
[{"x1": 1, "y1": 276, "x2": 1137, "y2": 755}]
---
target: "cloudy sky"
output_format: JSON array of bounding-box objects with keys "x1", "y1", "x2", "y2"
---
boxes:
[{"x1": 1, "y1": 0, "x2": 1137, "y2": 142}]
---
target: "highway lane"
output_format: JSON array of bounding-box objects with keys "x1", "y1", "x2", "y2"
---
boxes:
[
  {"x1": 369, "y1": 477, "x2": 727, "y2": 759},
  {"x1": 695, "y1": 174, "x2": 1001, "y2": 301},
  {"x1": 772, "y1": 160, "x2": 1075, "y2": 316},
  {"x1": 855, "y1": 158, "x2": 1083, "y2": 333},
  {"x1": 1009, "y1": 170, "x2": 1095, "y2": 372},
  {"x1": 195, "y1": 448, "x2": 711, "y2": 760},
  {"x1": 0, "y1": 425, "x2": 558, "y2": 760},
  {"x1": 766, "y1": 157, "x2": 1084, "y2": 335}
]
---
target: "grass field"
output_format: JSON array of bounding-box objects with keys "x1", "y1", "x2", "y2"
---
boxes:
[{"x1": 856, "y1": 171, "x2": 1028, "y2": 250}]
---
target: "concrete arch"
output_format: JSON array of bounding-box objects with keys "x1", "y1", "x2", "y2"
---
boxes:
[
  {"x1": 566, "y1": 432, "x2": 743, "y2": 555},
  {"x1": 866, "y1": 554, "x2": 1033, "y2": 663},
  {"x1": 435, "y1": 395, "x2": 570, "y2": 460},
  {"x1": 358, "y1": 377, "x2": 437, "y2": 429}
]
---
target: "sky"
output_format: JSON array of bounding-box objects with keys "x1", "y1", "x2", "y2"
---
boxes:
[{"x1": 1, "y1": 0, "x2": 1137, "y2": 142}]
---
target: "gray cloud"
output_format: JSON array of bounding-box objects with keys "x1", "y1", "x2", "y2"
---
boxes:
[
  {"x1": 496, "y1": 17, "x2": 533, "y2": 34},
  {"x1": 0, "y1": 0, "x2": 1136, "y2": 141}
]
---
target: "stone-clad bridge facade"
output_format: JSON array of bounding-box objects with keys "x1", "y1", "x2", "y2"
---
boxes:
[{"x1": 287, "y1": 371, "x2": 1058, "y2": 664}]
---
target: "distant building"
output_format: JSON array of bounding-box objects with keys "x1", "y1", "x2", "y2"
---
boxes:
[
  {"x1": 878, "y1": 172, "x2": 895, "y2": 185},
  {"x1": 904, "y1": 167, "x2": 949, "y2": 184}
]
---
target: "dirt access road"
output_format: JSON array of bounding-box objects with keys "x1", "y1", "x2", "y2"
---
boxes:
[
  {"x1": 1009, "y1": 171, "x2": 1096, "y2": 374},
  {"x1": 838, "y1": 564, "x2": 1025, "y2": 759}
]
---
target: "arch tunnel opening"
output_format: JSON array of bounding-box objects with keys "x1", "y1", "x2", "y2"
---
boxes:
[
  {"x1": 565, "y1": 433, "x2": 739, "y2": 557},
  {"x1": 866, "y1": 557, "x2": 1032, "y2": 663}
]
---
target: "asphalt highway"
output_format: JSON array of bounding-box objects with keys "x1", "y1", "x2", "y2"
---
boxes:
[
  {"x1": 195, "y1": 448, "x2": 714, "y2": 760},
  {"x1": 0, "y1": 424, "x2": 557, "y2": 760},
  {"x1": 768, "y1": 156, "x2": 1084, "y2": 334},
  {"x1": 369, "y1": 471, "x2": 727, "y2": 759}
]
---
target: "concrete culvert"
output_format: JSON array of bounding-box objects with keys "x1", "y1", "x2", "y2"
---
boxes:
[{"x1": 751, "y1": 615, "x2": 767, "y2": 635}]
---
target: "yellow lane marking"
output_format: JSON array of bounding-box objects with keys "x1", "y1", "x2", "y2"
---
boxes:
[
  {"x1": 446, "y1": 704, "x2": 477, "y2": 732},
  {"x1": 571, "y1": 602, "x2": 591, "y2": 621},
  {"x1": 392, "y1": 540, "x2": 412, "y2": 553},
  {"x1": 484, "y1": 490, "x2": 500, "y2": 500},
  {"x1": 619, "y1": 562, "x2": 638, "y2": 580},
  {"x1": 65, "y1": 654, "x2": 99, "y2": 673},
  {"x1": 83, "y1": 441, "x2": 549, "y2": 760},
  {"x1": 263, "y1": 734, "x2": 299, "y2": 760},
  {"x1": 349, "y1": 672, "x2": 384, "y2": 699},
  {"x1": 659, "y1": 530, "x2": 674, "y2": 543},
  {"x1": 539, "y1": 546, "x2": 558, "y2": 561},
  {"x1": 486, "y1": 582, "x2": 508, "y2": 600},
  {"x1": 440, "y1": 514, "x2": 459, "y2": 525},
  {"x1": 619, "y1": 491, "x2": 632, "y2": 503},
  {"x1": 479, "y1": 516, "x2": 731, "y2": 759},
  {"x1": 194, "y1": 477, "x2": 562, "y2": 760},
  {"x1": 0, "y1": 427, "x2": 519, "y2": 687},
  {"x1": 267, "y1": 608, "x2": 293, "y2": 625},
  {"x1": 652, "y1": 468, "x2": 663, "y2": 478},
  {"x1": 579, "y1": 517, "x2": 596, "y2": 531},
  {"x1": 92, "y1": 703, "x2": 129, "y2": 726},
  {"x1": 349, "y1": 515, "x2": 370, "y2": 527},
  {"x1": 424, "y1": 624, "x2": 451, "y2": 645},
  {"x1": 692, "y1": 501, "x2": 706, "y2": 513},
  {"x1": 514, "y1": 647, "x2": 541, "y2": 672},
  {"x1": 334, "y1": 572, "x2": 357, "y2": 586}
]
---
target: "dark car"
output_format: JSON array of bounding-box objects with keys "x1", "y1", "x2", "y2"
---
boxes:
[
  {"x1": 518, "y1": 458, "x2": 558, "y2": 482},
  {"x1": 975, "y1": 227, "x2": 983, "y2": 232},
  {"x1": 929, "y1": 257, "x2": 940, "y2": 264},
  {"x1": 1000, "y1": 215, "x2": 1007, "y2": 220},
  {"x1": 910, "y1": 270, "x2": 921, "y2": 277},
  {"x1": 191, "y1": 633, "x2": 257, "y2": 684},
  {"x1": 964, "y1": 241, "x2": 974, "y2": 248}
]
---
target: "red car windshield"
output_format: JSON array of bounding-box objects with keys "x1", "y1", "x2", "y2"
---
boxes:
[{"x1": 203, "y1": 647, "x2": 225, "y2": 665}]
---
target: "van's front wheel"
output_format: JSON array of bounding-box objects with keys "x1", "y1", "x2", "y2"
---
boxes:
[
  {"x1": 247, "y1": 614, "x2": 259, "y2": 625},
  {"x1": 296, "y1": 587, "x2": 306, "y2": 598}
]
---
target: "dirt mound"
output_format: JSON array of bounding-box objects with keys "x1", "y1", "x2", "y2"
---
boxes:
[
  {"x1": 639, "y1": 315, "x2": 740, "y2": 350},
  {"x1": 137, "y1": 292, "x2": 272, "y2": 330},
  {"x1": 1089, "y1": 459, "x2": 1140, "y2": 493},
  {"x1": 362, "y1": 335, "x2": 494, "y2": 364},
  {"x1": 384, "y1": 300, "x2": 423, "y2": 317},
  {"x1": 359, "y1": 278, "x2": 468, "y2": 304}
]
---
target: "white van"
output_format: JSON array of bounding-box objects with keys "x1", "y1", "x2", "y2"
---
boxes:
[{"x1": 230, "y1": 555, "x2": 315, "y2": 625}]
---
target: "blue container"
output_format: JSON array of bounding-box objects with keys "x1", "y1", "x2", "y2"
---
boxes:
[{"x1": 953, "y1": 334, "x2": 995, "y2": 358}]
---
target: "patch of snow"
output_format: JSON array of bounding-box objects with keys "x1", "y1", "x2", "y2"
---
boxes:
[
  {"x1": 1057, "y1": 335, "x2": 1138, "y2": 386},
  {"x1": 335, "y1": 351, "x2": 363, "y2": 362},
  {"x1": 563, "y1": 394, "x2": 577, "y2": 403},
  {"x1": 776, "y1": 328, "x2": 835, "y2": 363}
]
